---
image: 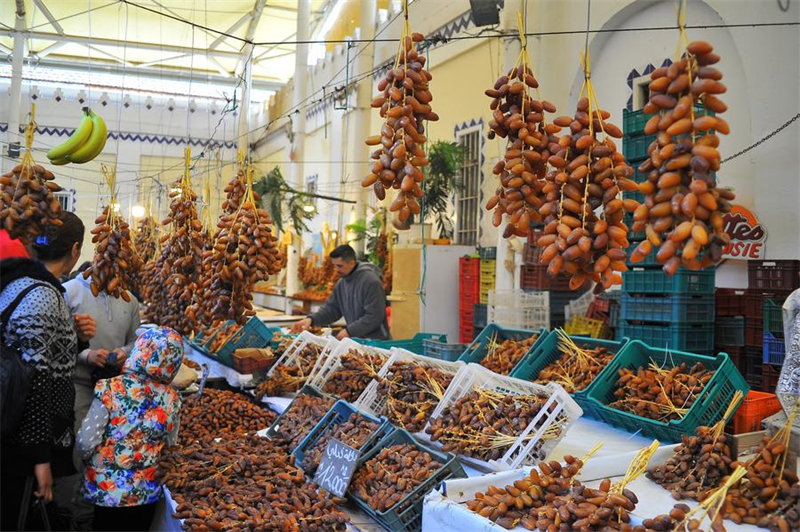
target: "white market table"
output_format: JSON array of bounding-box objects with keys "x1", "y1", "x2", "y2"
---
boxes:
[{"x1": 183, "y1": 343, "x2": 254, "y2": 389}]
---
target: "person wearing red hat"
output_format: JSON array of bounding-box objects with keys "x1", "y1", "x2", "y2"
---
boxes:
[{"x1": 0, "y1": 229, "x2": 30, "y2": 259}]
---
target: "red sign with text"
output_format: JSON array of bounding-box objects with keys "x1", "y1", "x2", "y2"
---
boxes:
[{"x1": 722, "y1": 205, "x2": 767, "y2": 260}]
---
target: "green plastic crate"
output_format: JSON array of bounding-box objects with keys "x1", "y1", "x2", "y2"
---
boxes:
[
  {"x1": 763, "y1": 298, "x2": 785, "y2": 337},
  {"x1": 617, "y1": 321, "x2": 714, "y2": 353},
  {"x1": 622, "y1": 109, "x2": 654, "y2": 136},
  {"x1": 459, "y1": 324, "x2": 549, "y2": 375},
  {"x1": 623, "y1": 134, "x2": 656, "y2": 161},
  {"x1": 623, "y1": 268, "x2": 715, "y2": 295},
  {"x1": 509, "y1": 335, "x2": 628, "y2": 420},
  {"x1": 585, "y1": 340, "x2": 749, "y2": 443},
  {"x1": 620, "y1": 294, "x2": 715, "y2": 323},
  {"x1": 423, "y1": 339, "x2": 468, "y2": 362},
  {"x1": 349, "y1": 428, "x2": 466, "y2": 532},
  {"x1": 623, "y1": 213, "x2": 646, "y2": 241},
  {"x1": 358, "y1": 333, "x2": 447, "y2": 355}
]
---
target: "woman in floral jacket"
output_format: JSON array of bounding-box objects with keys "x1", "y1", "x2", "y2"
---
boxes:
[{"x1": 76, "y1": 327, "x2": 183, "y2": 531}]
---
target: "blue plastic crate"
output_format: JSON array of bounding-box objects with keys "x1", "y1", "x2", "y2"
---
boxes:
[
  {"x1": 459, "y1": 324, "x2": 548, "y2": 375},
  {"x1": 349, "y1": 428, "x2": 466, "y2": 532},
  {"x1": 423, "y1": 339, "x2": 468, "y2": 362},
  {"x1": 265, "y1": 385, "x2": 335, "y2": 449},
  {"x1": 213, "y1": 318, "x2": 279, "y2": 368},
  {"x1": 478, "y1": 247, "x2": 497, "y2": 260},
  {"x1": 621, "y1": 294, "x2": 715, "y2": 323},
  {"x1": 617, "y1": 321, "x2": 715, "y2": 353},
  {"x1": 763, "y1": 332, "x2": 786, "y2": 366},
  {"x1": 293, "y1": 399, "x2": 390, "y2": 474},
  {"x1": 623, "y1": 268, "x2": 715, "y2": 295}
]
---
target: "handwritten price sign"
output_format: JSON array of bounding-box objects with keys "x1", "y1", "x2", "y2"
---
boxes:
[{"x1": 312, "y1": 439, "x2": 360, "y2": 497}]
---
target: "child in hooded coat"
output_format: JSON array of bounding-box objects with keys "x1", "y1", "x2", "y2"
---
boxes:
[{"x1": 76, "y1": 327, "x2": 183, "y2": 532}]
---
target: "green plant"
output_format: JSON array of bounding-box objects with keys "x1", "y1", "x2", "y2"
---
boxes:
[
  {"x1": 366, "y1": 213, "x2": 385, "y2": 266},
  {"x1": 421, "y1": 141, "x2": 465, "y2": 240},
  {"x1": 345, "y1": 218, "x2": 368, "y2": 242},
  {"x1": 253, "y1": 166, "x2": 315, "y2": 234}
]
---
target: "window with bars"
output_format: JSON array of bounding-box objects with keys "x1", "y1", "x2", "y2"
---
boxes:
[
  {"x1": 455, "y1": 127, "x2": 482, "y2": 246},
  {"x1": 54, "y1": 189, "x2": 76, "y2": 213}
]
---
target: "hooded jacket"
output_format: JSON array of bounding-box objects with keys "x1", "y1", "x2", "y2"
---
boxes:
[
  {"x1": 0, "y1": 258, "x2": 78, "y2": 476},
  {"x1": 309, "y1": 261, "x2": 390, "y2": 339},
  {"x1": 76, "y1": 327, "x2": 183, "y2": 507}
]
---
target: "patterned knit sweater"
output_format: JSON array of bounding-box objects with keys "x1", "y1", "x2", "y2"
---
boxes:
[{"x1": 0, "y1": 259, "x2": 78, "y2": 474}]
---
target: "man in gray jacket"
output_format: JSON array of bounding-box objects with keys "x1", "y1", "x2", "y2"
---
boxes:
[{"x1": 291, "y1": 244, "x2": 390, "y2": 340}]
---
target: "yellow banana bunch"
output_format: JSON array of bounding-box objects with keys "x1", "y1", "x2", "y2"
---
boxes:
[{"x1": 47, "y1": 107, "x2": 107, "y2": 165}]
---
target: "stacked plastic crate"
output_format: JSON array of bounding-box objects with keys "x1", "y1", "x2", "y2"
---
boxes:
[
  {"x1": 479, "y1": 247, "x2": 496, "y2": 305},
  {"x1": 714, "y1": 288, "x2": 748, "y2": 384},
  {"x1": 487, "y1": 290, "x2": 550, "y2": 330},
  {"x1": 458, "y1": 257, "x2": 481, "y2": 343},
  {"x1": 521, "y1": 229, "x2": 587, "y2": 328},
  {"x1": 748, "y1": 260, "x2": 799, "y2": 392},
  {"x1": 618, "y1": 109, "x2": 716, "y2": 354}
]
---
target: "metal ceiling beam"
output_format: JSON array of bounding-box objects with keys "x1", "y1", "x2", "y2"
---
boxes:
[
  {"x1": 32, "y1": 0, "x2": 64, "y2": 35},
  {"x1": 34, "y1": 40, "x2": 67, "y2": 58},
  {"x1": 0, "y1": 29, "x2": 245, "y2": 60},
  {"x1": 235, "y1": 0, "x2": 267, "y2": 77},
  {"x1": 209, "y1": 12, "x2": 253, "y2": 50},
  {"x1": 22, "y1": 56, "x2": 285, "y2": 91},
  {"x1": 86, "y1": 44, "x2": 133, "y2": 67}
]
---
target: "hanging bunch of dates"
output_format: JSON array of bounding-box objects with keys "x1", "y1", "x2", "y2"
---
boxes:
[
  {"x1": 630, "y1": 40, "x2": 733, "y2": 274},
  {"x1": 484, "y1": 57, "x2": 559, "y2": 238},
  {"x1": 361, "y1": 30, "x2": 437, "y2": 222},
  {"x1": 1, "y1": 164, "x2": 62, "y2": 244},
  {"x1": 83, "y1": 204, "x2": 139, "y2": 300},
  {"x1": 144, "y1": 165, "x2": 205, "y2": 335},
  {"x1": 536, "y1": 97, "x2": 640, "y2": 289},
  {"x1": 192, "y1": 168, "x2": 282, "y2": 328}
]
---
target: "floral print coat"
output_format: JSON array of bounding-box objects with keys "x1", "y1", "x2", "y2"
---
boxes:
[{"x1": 77, "y1": 327, "x2": 183, "y2": 507}]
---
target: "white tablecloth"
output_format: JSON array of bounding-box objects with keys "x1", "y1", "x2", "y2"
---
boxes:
[
  {"x1": 422, "y1": 418, "x2": 761, "y2": 532},
  {"x1": 183, "y1": 343, "x2": 254, "y2": 388}
]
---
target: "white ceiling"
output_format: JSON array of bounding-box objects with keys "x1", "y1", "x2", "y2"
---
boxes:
[{"x1": 0, "y1": 0, "x2": 332, "y2": 88}]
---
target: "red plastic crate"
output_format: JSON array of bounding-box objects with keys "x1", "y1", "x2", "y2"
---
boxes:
[
  {"x1": 520, "y1": 263, "x2": 574, "y2": 291},
  {"x1": 748, "y1": 260, "x2": 800, "y2": 292},
  {"x1": 761, "y1": 364, "x2": 781, "y2": 393},
  {"x1": 718, "y1": 345, "x2": 744, "y2": 369},
  {"x1": 523, "y1": 243, "x2": 540, "y2": 265},
  {"x1": 715, "y1": 288, "x2": 746, "y2": 317},
  {"x1": 731, "y1": 391, "x2": 782, "y2": 434}
]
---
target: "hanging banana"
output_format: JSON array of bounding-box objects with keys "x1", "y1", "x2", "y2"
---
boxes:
[{"x1": 46, "y1": 107, "x2": 108, "y2": 165}]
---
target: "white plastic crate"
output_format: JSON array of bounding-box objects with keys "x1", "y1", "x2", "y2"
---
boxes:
[
  {"x1": 306, "y1": 337, "x2": 391, "y2": 394},
  {"x1": 421, "y1": 363, "x2": 583, "y2": 472},
  {"x1": 354, "y1": 347, "x2": 464, "y2": 424},
  {"x1": 487, "y1": 306, "x2": 550, "y2": 330},
  {"x1": 266, "y1": 331, "x2": 338, "y2": 380},
  {"x1": 565, "y1": 290, "x2": 595, "y2": 321},
  {"x1": 488, "y1": 289, "x2": 549, "y2": 310}
]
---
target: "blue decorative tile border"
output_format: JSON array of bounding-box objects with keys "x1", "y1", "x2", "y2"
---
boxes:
[{"x1": 0, "y1": 123, "x2": 236, "y2": 149}]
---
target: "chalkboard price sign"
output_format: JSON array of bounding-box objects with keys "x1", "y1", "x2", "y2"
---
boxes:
[{"x1": 312, "y1": 439, "x2": 360, "y2": 497}]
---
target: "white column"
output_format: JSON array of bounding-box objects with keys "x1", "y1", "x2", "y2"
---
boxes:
[
  {"x1": 494, "y1": 0, "x2": 524, "y2": 292},
  {"x1": 285, "y1": 0, "x2": 311, "y2": 299},
  {"x1": 5, "y1": 0, "x2": 27, "y2": 173},
  {"x1": 350, "y1": 0, "x2": 377, "y2": 256},
  {"x1": 237, "y1": 43, "x2": 254, "y2": 155}
]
